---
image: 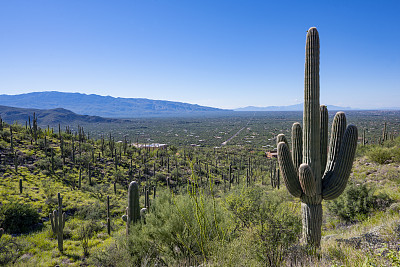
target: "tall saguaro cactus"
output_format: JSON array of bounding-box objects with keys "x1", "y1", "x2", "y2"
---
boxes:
[
  {"x1": 50, "y1": 193, "x2": 66, "y2": 252},
  {"x1": 277, "y1": 27, "x2": 358, "y2": 247},
  {"x1": 121, "y1": 181, "x2": 140, "y2": 235}
]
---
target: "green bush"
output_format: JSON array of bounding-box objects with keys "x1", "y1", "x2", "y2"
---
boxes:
[
  {"x1": 226, "y1": 187, "x2": 301, "y2": 266},
  {"x1": 90, "y1": 186, "x2": 232, "y2": 266},
  {"x1": 367, "y1": 146, "x2": 394, "y2": 164},
  {"x1": 76, "y1": 200, "x2": 106, "y2": 220},
  {"x1": 0, "y1": 234, "x2": 24, "y2": 265},
  {"x1": 327, "y1": 183, "x2": 393, "y2": 222},
  {"x1": 0, "y1": 202, "x2": 40, "y2": 234}
]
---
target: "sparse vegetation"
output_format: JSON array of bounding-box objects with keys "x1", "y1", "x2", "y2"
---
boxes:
[{"x1": 0, "y1": 109, "x2": 399, "y2": 266}]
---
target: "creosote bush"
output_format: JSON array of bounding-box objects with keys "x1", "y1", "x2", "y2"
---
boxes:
[
  {"x1": 76, "y1": 200, "x2": 107, "y2": 220},
  {"x1": 327, "y1": 182, "x2": 393, "y2": 222},
  {"x1": 0, "y1": 202, "x2": 40, "y2": 234},
  {"x1": 226, "y1": 187, "x2": 301, "y2": 266},
  {"x1": 367, "y1": 146, "x2": 395, "y2": 164},
  {"x1": 90, "y1": 188, "x2": 232, "y2": 266}
]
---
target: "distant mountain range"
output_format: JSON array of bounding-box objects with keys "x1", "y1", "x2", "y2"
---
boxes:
[
  {"x1": 0, "y1": 105, "x2": 123, "y2": 126},
  {"x1": 0, "y1": 92, "x2": 228, "y2": 118},
  {"x1": 234, "y1": 103, "x2": 353, "y2": 111}
]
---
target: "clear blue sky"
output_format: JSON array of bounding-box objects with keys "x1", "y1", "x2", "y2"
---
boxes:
[{"x1": 0, "y1": 0, "x2": 399, "y2": 109}]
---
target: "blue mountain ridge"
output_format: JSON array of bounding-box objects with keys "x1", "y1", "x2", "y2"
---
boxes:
[{"x1": 0, "y1": 91, "x2": 229, "y2": 118}]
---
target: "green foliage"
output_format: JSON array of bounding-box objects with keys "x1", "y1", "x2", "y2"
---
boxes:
[
  {"x1": 0, "y1": 113, "x2": 399, "y2": 266},
  {"x1": 377, "y1": 244, "x2": 400, "y2": 266},
  {"x1": 90, "y1": 188, "x2": 232, "y2": 266},
  {"x1": 78, "y1": 220, "x2": 97, "y2": 257},
  {"x1": 226, "y1": 187, "x2": 302, "y2": 266},
  {"x1": 76, "y1": 200, "x2": 107, "y2": 220},
  {"x1": 0, "y1": 234, "x2": 24, "y2": 265},
  {"x1": 327, "y1": 183, "x2": 393, "y2": 222},
  {"x1": 367, "y1": 146, "x2": 395, "y2": 164},
  {"x1": 0, "y1": 202, "x2": 40, "y2": 234}
]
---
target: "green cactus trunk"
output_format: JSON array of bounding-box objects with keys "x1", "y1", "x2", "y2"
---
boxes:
[
  {"x1": 50, "y1": 193, "x2": 66, "y2": 252},
  {"x1": 277, "y1": 27, "x2": 358, "y2": 247},
  {"x1": 107, "y1": 195, "x2": 111, "y2": 235},
  {"x1": 301, "y1": 27, "x2": 323, "y2": 246},
  {"x1": 122, "y1": 181, "x2": 140, "y2": 235}
]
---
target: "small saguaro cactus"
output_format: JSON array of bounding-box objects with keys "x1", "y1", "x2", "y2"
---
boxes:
[
  {"x1": 276, "y1": 27, "x2": 358, "y2": 247},
  {"x1": 10, "y1": 126, "x2": 14, "y2": 153},
  {"x1": 122, "y1": 181, "x2": 140, "y2": 235},
  {"x1": 50, "y1": 193, "x2": 66, "y2": 252},
  {"x1": 107, "y1": 195, "x2": 111, "y2": 235},
  {"x1": 140, "y1": 207, "x2": 148, "y2": 224}
]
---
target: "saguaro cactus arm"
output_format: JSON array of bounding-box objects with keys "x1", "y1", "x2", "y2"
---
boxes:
[
  {"x1": 277, "y1": 133, "x2": 289, "y2": 147},
  {"x1": 322, "y1": 125, "x2": 358, "y2": 200},
  {"x1": 122, "y1": 207, "x2": 128, "y2": 222},
  {"x1": 277, "y1": 141, "x2": 303, "y2": 197},
  {"x1": 50, "y1": 211, "x2": 56, "y2": 232},
  {"x1": 299, "y1": 163, "x2": 316, "y2": 196},
  {"x1": 320, "y1": 105, "x2": 328, "y2": 175},
  {"x1": 324, "y1": 112, "x2": 347, "y2": 174},
  {"x1": 62, "y1": 212, "x2": 66, "y2": 228},
  {"x1": 291, "y1": 122, "x2": 303, "y2": 173}
]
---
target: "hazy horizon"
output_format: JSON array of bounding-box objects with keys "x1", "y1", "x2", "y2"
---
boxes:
[{"x1": 1, "y1": 1, "x2": 399, "y2": 110}]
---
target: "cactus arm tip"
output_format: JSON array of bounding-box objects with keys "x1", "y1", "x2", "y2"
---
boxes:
[{"x1": 277, "y1": 133, "x2": 288, "y2": 147}]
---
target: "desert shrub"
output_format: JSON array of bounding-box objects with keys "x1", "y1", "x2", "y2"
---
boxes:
[
  {"x1": 75, "y1": 200, "x2": 106, "y2": 220},
  {"x1": 89, "y1": 233, "x2": 143, "y2": 267},
  {"x1": 155, "y1": 172, "x2": 166, "y2": 182},
  {"x1": 78, "y1": 220, "x2": 98, "y2": 257},
  {"x1": 0, "y1": 234, "x2": 25, "y2": 265},
  {"x1": 0, "y1": 139, "x2": 9, "y2": 150},
  {"x1": 226, "y1": 187, "x2": 301, "y2": 266},
  {"x1": 0, "y1": 202, "x2": 40, "y2": 234},
  {"x1": 35, "y1": 156, "x2": 62, "y2": 172},
  {"x1": 393, "y1": 147, "x2": 400, "y2": 162},
  {"x1": 367, "y1": 146, "x2": 394, "y2": 164},
  {"x1": 90, "y1": 186, "x2": 232, "y2": 266},
  {"x1": 327, "y1": 183, "x2": 393, "y2": 222}
]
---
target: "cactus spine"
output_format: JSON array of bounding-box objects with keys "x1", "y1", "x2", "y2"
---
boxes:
[
  {"x1": 277, "y1": 27, "x2": 358, "y2": 247},
  {"x1": 121, "y1": 181, "x2": 140, "y2": 235},
  {"x1": 50, "y1": 193, "x2": 66, "y2": 252}
]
